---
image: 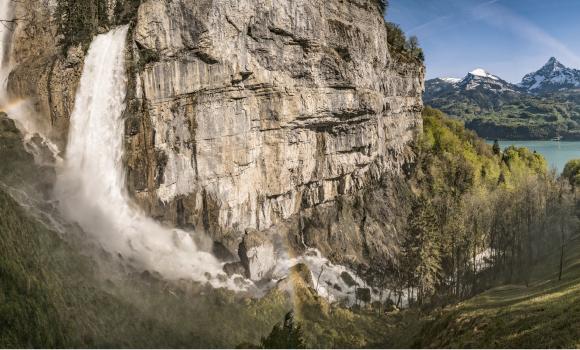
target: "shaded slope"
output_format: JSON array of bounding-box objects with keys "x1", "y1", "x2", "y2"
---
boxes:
[{"x1": 418, "y1": 235, "x2": 580, "y2": 348}]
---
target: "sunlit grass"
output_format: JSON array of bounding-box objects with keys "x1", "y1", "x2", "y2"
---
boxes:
[{"x1": 419, "y1": 235, "x2": 580, "y2": 348}]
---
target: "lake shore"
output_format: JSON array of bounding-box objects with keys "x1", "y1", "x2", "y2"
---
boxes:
[{"x1": 486, "y1": 140, "x2": 580, "y2": 173}]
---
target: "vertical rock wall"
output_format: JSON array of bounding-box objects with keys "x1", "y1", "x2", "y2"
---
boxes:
[
  {"x1": 125, "y1": 0, "x2": 424, "y2": 265},
  {"x1": 7, "y1": 0, "x2": 424, "y2": 270}
]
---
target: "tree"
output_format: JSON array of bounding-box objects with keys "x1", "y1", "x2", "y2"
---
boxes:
[
  {"x1": 563, "y1": 159, "x2": 580, "y2": 193},
  {"x1": 260, "y1": 312, "x2": 306, "y2": 349},
  {"x1": 377, "y1": 0, "x2": 389, "y2": 14},
  {"x1": 385, "y1": 22, "x2": 406, "y2": 52},
  {"x1": 492, "y1": 140, "x2": 501, "y2": 156},
  {"x1": 402, "y1": 197, "x2": 441, "y2": 304},
  {"x1": 406, "y1": 36, "x2": 419, "y2": 52}
]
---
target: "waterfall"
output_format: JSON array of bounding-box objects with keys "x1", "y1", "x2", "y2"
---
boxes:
[
  {"x1": 0, "y1": 0, "x2": 12, "y2": 97},
  {"x1": 55, "y1": 26, "x2": 243, "y2": 290}
]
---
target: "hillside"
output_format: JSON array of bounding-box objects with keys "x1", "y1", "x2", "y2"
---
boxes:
[
  {"x1": 0, "y1": 114, "x2": 293, "y2": 348},
  {"x1": 418, "y1": 234, "x2": 580, "y2": 348},
  {"x1": 379, "y1": 108, "x2": 580, "y2": 348}
]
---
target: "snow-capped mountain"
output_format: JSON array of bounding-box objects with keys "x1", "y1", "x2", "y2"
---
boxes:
[
  {"x1": 424, "y1": 68, "x2": 521, "y2": 102},
  {"x1": 520, "y1": 57, "x2": 580, "y2": 93},
  {"x1": 423, "y1": 58, "x2": 580, "y2": 141},
  {"x1": 440, "y1": 77, "x2": 461, "y2": 84},
  {"x1": 456, "y1": 68, "x2": 520, "y2": 93}
]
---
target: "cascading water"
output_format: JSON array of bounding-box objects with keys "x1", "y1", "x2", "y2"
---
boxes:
[
  {"x1": 54, "y1": 26, "x2": 244, "y2": 290},
  {"x1": 0, "y1": 0, "x2": 11, "y2": 93}
]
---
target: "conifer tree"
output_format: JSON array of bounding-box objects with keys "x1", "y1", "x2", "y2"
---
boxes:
[{"x1": 402, "y1": 197, "x2": 442, "y2": 304}]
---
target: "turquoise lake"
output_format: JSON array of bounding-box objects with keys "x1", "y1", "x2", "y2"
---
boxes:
[{"x1": 488, "y1": 140, "x2": 580, "y2": 174}]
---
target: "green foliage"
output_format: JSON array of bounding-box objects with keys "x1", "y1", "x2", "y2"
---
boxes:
[
  {"x1": 0, "y1": 116, "x2": 291, "y2": 348},
  {"x1": 0, "y1": 191, "x2": 68, "y2": 348},
  {"x1": 377, "y1": 0, "x2": 389, "y2": 14},
  {"x1": 385, "y1": 22, "x2": 406, "y2": 52},
  {"x1": 425, "y1": 85, "x2": 580, "y2": 140},
  {"x1": 402, "y1": 197, "x2": 442, "y2": 303},
  {"x1": 385, "y1": 22, "x2": 424, "y2": 62},
  {"x1": 403, "y1": 107, "x2": 575, "y2": 306},
  {"x1": 419, "y1": 235, "x2": 580, "y2": 348},
  {"x1": 0, "y1": 189, "x2": 290, "y2": 348},
  {"x1": 260, "y1": 312, "x2": 306, "y2": 349},
  {"x1": 563, "y1": 159, "x2": 580, "y2": 189},
  {"x1": 492, "y1": 140, "x2": 501, "y2": 155},
  {"x1": 54, "y1": 0, "x2": 110, "y2": 51}
]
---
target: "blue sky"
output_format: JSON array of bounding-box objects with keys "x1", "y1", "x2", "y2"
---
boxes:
[{"x1": 386, "y1": 0, "x2": 580, "y2": 82}]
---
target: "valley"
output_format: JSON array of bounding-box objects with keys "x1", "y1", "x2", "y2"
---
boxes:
[{"x1": 0, "y1": 0, "x2": 579, "y2": 348}]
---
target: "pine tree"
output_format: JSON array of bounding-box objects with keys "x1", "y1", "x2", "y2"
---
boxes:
[
  {"x1": 54, "y1": 0, "x2": 111, "y2": 51},
  {"x1": 402, "y1": 197, "x2": 442, "y2": 304},
  {"x1": 492, "y1": 140, "x2": 501, "y2": 156},
  {"x1": 260, "y1": 312, "x2": 306, "y2": 349}
]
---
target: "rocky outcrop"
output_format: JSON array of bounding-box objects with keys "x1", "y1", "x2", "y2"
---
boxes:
[
  {"x1": 124, "y1": 0, "x2": 424, "y2": 268},
  {"x1": 6, "y1": 0, "x2": 81, "y2": 147}
]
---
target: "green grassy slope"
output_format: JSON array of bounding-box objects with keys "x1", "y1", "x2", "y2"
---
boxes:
[
  {"x1": 418, "y1": 235, "x2": 580, "y2": 348},
  {"x1": 0, "y1": 184, "x2": 293, "y2": 348}
]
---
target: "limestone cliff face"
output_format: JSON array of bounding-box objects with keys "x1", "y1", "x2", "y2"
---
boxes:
[
  {"x1": 7, "y1": 0, "x2": 424, "y2": 272},
  {"x1": 125, "y1": 0, "x2": 424, "y2": 265}
]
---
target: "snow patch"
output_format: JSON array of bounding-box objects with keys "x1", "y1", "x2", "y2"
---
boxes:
[
  {"x1": 441, "y1": 77, "x2": 461, "y2": 84},
  {"x1": 470, "y1": 68, "x2": 499, "y2": 80}
]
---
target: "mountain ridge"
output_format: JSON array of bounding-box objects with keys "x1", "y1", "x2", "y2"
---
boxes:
[
  {"x1": 520, "y1": 57, "x2": 580, "y2": 93},
  {"x1": 424, "y1": 57, "x2": 580, "y2": 140},
  {"x1": 429, "y1": 57, "x2": 580, "y2": 94}
]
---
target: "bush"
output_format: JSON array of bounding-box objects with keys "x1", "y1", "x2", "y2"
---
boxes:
[
  {"x1": 385, "y1": 22, "x2": 424, "y2": 62},
  {"x1": 54, "y1": 0, "x2": 110, "y2": 51}
]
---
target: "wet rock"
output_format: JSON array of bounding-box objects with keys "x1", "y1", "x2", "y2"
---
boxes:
[
  {"x1": 356, "y1": 288, "x2": 371, "y2": 304},
  {"x1": 223, "y1": 261, "x2": 246, "y2": 277},
  {"x1": 239, "y1": 229, "x2": 277, "y2": 280},
  {"x1": 340, "y1": 271, "x2": 358, "y2": 288},
  {"x1": 125, "y1": 0, "x2": 424, "y2": 267},
  {"x1": 7, "y1": 0, "x2": 424, "y2": 273}
]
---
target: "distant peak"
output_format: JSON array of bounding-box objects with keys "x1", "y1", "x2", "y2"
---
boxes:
[
  {"x1": 470, "y1": 68, "x2": 488, "y2": 76},
  {"x1": 543, "y1": 57, "x2": 564, "y2": 69},
  {"x1": 469, "y1": 68, "x2": 499, "y2": 80},
  {"x1": 441, "y1": 77, "x2": 461, "y2": 83}
]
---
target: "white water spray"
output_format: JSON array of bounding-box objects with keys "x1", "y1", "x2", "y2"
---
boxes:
[{"x1": 55, "y1": 26, "x2": 244, "y2": 290}]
